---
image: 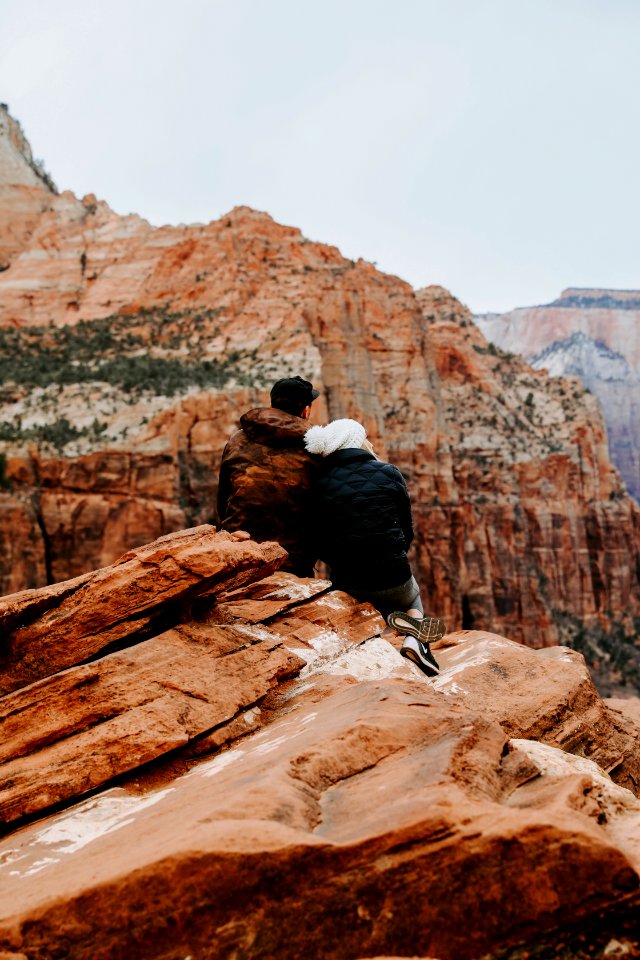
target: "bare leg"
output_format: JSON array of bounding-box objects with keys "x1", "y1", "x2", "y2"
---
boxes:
[{"x1": 406, "y1": 607, "x2": 423, "y2": 618}]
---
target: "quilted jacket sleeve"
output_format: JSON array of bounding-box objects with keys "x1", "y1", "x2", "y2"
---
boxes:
[{"x1": 389, "y1": 465, "x2": 414, "y2": 551}]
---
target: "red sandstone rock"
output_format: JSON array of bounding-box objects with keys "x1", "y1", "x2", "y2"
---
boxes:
[
  {"x1": 0, "y1": 619, "x2": 303, "y2": 824},
  {"x1": 0, "y1": 106, "x2": 55, "y2": 270},
  {"x1": 0, "y1": 570, "x2": 95, "y2": 636},
  {"x1": 0, "y1": 676, "x2": 639, "y2": 960},
  {"x1": 215, "y1": 570, "x2": 331, "y2": 622},
  {"x1": 607, "y1": 696, "x2": 640, "y2": 728},
  {"x1": 0, "y1": 574, "x2": 387, "y2": 826},
  {"x1": 0, "y1": 525, "x2": 286, "y2": 694},
  {"x1": 415, "y1": 287, "x2": 640, "y2": 696},
  {"x1": 416, "y1": 286, "x2": 640, "y2": 655},
  {"x1": 1, "y1": 103, "x2": 639, "y2": 956},
  {"x1": 0, "y1": 540, "x2": 638, "y2": 958},
  {"x1": 0, "y1": 493, "x2": 47, "y2": 596},
  {"x1": 431, "y1": 630, "x2": 640, "y2": 794}
]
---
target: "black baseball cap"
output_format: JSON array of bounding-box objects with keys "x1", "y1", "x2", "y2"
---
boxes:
[{"x1": 270, "y1": 376, "x2": 320, "y2": 407}]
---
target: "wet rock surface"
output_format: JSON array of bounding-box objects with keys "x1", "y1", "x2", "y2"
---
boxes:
[{"x1": 0, "y1": 533, "x2": 639, "y2": 959}]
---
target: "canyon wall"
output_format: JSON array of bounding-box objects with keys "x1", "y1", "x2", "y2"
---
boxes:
[
  {"x1": 476, "y1": 288, "x2": 640, "y2": 500},
  {"x1": 1, "y1": 106, "x2": 639, "y2": 690},
  {"x1": 0, "y1": 105, "x2": 57, "y2": 270}
]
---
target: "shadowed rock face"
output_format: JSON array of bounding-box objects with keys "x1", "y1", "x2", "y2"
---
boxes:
[
  {"x1": 1, "y1": 109, "x2": 640, "y2": 690},
  {"x1": 0, "y1": 529, "x2": 639, "y2": 960}
]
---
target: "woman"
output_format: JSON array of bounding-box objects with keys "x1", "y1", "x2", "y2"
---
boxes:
[{"x1": 304, "y1": 418, "x2": 445, "y2": 677}]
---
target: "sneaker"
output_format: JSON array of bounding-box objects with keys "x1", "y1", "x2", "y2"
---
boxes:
[
  {"x1": 386, "y1": 611, "x2": 446, "y2": 643},
  {"x1": 400, "y1": 635, "x2": 440, "y2": 677}
]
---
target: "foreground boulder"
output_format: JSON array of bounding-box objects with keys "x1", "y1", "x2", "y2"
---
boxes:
[
  {"x1": 0, "y1": 525, "x2": 285, "y2": 694},
  {"x1": 0, "y1": 536, "x2": 639, "y2": 959},
  {"x1": 431, "y1": 630, "x2": 640, "y2": 794},
  {"x1": 1, "y1": 664, "x2": 639, "y2": 959},
  {"x1": 0, "y1": 619, "x2": 304, "y2": 823}
]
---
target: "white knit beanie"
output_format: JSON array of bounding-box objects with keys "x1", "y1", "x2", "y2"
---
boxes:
[{"x1": 304, "y1": 418, "x2": 367, "y2": 456}]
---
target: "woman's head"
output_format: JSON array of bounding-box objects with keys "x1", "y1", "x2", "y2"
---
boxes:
[{"x1": 304, "y1": 418, "x2": 367, "y2": 456}]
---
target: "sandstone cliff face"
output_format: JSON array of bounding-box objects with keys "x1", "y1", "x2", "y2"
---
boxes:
[
  {"x1": 1, "y1": 109, "x2": 639, "y2": 693},
  {"x1": 530, "y1": 332, "x2": 640, "y2": 503},
  {"x1": 417, "y1": 287, "x2": 640, "y2": 679},
  {"x1": 0, "y1": 105, "x2": 56, "y2": 271},
  {"x1": 0, "y1": 530, "x2": 639, "y2": 960},
  {"x1": 475, "y1": 288, "x2": 640, "y2": 500}
]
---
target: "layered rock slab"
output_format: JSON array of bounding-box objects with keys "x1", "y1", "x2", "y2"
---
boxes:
[
  {"x1": 0, "y1": 569, "x2": 387, "y2": 827},
  {"x1": 1, "y1": 541, "x2": 640, "y2": 958},
  {"x1": 0, "y1": 525, "x2": 285, "y2": 694},
  {"x1": 213, "y1": 571, "x2": 331, "y2": 622},
  {"x1": 432, "y1": 630, "x2": 640, "y2": 794},
  {"x1": 0, "y1": 675, "x2": 639, "y2": 960},
  {"x1": 0, "y1": 620, "x2": 303, "y2": 824}
]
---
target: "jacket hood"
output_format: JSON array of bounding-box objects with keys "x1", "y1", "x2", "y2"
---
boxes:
[
  {"x1": 304, "y1": 419, "x2": 366, "y2": 456},
  {"x1": 240, "y1": 407, "x2": 310, "y2": 448}
]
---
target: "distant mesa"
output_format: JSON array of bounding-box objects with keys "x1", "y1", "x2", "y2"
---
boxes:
[
  {"x1": 531, "y1": 331, "x2": 633, "y2": 382},
  {"x1": 548, "y1": 287, "x2": 640, "y2": 311},
  {"x1": 475, "y1": 289, "x2": 640, "y2": 500}
]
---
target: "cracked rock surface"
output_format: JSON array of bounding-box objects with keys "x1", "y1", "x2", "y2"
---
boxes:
[
  {"x1": 0, "y1": 530, "x2": 639, "y2": 959},
  {"x1": 0, "y1": 525, "x2": 285, "y2": 694}
]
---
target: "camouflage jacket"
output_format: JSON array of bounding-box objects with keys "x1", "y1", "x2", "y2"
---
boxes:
[{"x1": 216, "y1": 407, "x2": 319, "y2": 576}]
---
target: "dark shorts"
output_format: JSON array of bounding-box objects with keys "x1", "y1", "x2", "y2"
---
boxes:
[{"x1": 335, "y1": 575, "x2": 424, "y2": 621}]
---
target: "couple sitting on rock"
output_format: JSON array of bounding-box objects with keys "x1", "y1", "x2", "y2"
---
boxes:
[{"x1": 216, "y1": 375, "x2": 445, "y2": 676}]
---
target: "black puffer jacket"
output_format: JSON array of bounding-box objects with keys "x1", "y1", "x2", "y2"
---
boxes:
[{"x1": 315, "y1": 448, "x2": 414, "y2": 591}]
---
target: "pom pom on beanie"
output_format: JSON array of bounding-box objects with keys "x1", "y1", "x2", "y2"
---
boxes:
[{"x1": 304, "y1": 419, "x2": 367, "y2": 456}]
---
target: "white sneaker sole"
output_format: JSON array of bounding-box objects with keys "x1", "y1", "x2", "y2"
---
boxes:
[{"x1": 400, "y1": 636, "x2": 440, "y2": 677}]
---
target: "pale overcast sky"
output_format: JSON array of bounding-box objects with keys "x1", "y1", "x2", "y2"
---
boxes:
[{"x1": 1, "y1": 0, "x2": 638, "y2": 312}]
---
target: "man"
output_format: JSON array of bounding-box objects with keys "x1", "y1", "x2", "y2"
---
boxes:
[{"x1": 216, "y1": 376, "x2": 320, "y2": 576}]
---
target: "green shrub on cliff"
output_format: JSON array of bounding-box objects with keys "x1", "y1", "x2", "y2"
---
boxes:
[
  {"x1": 0, "y1": 417, "x2": 82, "y2": 450},
  {"x1": 555, "y1": 609, "x2": 640, "y2": 695},
  {"x1": 0, "y1": 308, "x2": 268, "y2": 397}
]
